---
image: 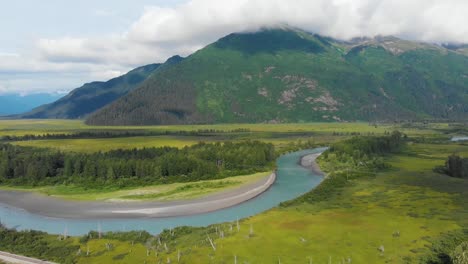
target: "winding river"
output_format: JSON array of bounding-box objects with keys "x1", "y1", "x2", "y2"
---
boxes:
[{"x1": 0, "y1": 148, "x2": 326, "y2": 236}]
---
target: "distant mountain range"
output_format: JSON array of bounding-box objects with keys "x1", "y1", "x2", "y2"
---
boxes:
[
  {"x1": 22, "y1": 28, "x2": 468, "y2": 124},
  {"x1": 18, "y1": 63, "x2": 163, "y2": 119},
  {"x1": 0, "y1": 93, "x2": 62, "y2": 116}
]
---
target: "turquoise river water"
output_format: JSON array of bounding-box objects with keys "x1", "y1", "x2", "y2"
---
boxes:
[{"x1": 0, "y1": 148, "x2": 326, "y2": 235}]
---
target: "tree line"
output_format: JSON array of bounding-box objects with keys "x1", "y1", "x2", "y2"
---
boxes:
[
  {"x1": 1, "y1": 128, "x2": 252, "y2": 142},
  {"x1": 435, "y1": 155, "x2": 468, "y2": 179},
  {"x1": 323, "y1": 130, "x2": 405, "y2": 166},
  {"x1": 0, "y1": 141, "x2": 275, "y2": 188},
  {"x1": 283, "y1": 131, "x2": 406, "y2": 206}
]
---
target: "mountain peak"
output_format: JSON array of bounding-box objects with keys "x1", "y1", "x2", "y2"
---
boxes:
[
  {"x1": 213, "y1": 28, "x2": 328, "y2": 55},
  {"x1": 165, "y1": 55, "x2": 184, "y2": 64}
]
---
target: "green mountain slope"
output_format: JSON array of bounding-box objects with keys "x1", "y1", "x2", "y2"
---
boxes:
[
  {"x1": 86, "y1": 29, "x2": 468, "y2": 125},
  {"x1": 20, "y1": 63, "x2": 162, "y2": 119}
]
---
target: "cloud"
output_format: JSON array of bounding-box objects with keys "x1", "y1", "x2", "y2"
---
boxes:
[
  {"x1": 129, "y1": 0, "x2": 468, "y2": 44},
  {"x1": 0, "y1": 52, "x2": 20, "y2": 57},
  {"x1": 2, "y1": 0, "x2": 468, "y2": 95},
  {"x1": 90, "y1": 69, "x2": 124, "y2": 80},
  {"x1": 39, "y1": 0, "x2": 468, "y2": 68}
]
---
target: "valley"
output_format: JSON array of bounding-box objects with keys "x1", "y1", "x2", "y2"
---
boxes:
[
  {"x1": 0, "y1": 120, "x2": 466, "y2": 263},
  {"x1": 0, "y1": 14, "x2": 467, "y2": 264}
]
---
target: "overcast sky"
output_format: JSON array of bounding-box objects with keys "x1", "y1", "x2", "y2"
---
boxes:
[{"x1": 1, "y1": 0, "x2": 467, "y2": 95}]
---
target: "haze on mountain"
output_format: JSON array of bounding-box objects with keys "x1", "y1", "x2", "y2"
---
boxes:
[
  {"x1": 17, "y1": 56, "x2": 186, "y2": 119},
  {"x1": 0, "y1": 93, "x2": 62, "y2": 116}
]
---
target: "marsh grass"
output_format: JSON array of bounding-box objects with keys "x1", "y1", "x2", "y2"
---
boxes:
[{"x1": 73, "y1": 142, "x2": 468, "y2": 264}]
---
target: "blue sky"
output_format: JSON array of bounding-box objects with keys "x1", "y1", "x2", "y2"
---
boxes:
[
  {"x1": 0, "y1": 0, "x2": 184, "y2": 95},
  {"x1": 0, "y1": 0, "x2": 467, "y2": 95},
  {"x1": 0, "y1": 0, "x2": 182, "y2": 53}
]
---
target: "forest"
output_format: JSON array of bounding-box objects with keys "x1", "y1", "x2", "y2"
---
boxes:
[
  {"x1": 0, "y1": 141, "x2": 275, "y2": 188},
  {"x1": 282, "y1": 131, "x2": 406, "y2": 206},
  {"x1": 437, "y1": 154, "x2": 468, "y2": 179},
  {"x1": 322, "y1": 130, "x2": 405, "y2": 165}
]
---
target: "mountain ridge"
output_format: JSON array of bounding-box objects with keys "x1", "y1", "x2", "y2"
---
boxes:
[{"x1": 86, "y1": 28, "x2": 467, "y2": 125}]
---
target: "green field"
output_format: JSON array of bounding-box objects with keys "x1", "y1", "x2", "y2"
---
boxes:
[
  {"x1": 71, "y1": 142, "x2": 467, "y2": 264},
  {"x1": 12, "y1": 136, "x2": 201, "y2": 152},
  {"x1": 0, "y1": 119, "x2": 449, "y2": 136},
  {"x1": 0, "y1": 120, "x2": 466, "y2": 263},
  {"x1": 0, "y1": 119, "x2": 454, "y2": 154}
]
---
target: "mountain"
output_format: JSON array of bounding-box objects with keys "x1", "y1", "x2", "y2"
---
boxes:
[
  {"x1": 443, "y1": 43, "x2": 468, "y2": 56},
  {"x1": 0, "y1": 93, "x2": 62, "y2": 116},
  {"x1": 19, "y1": 63, "x2": 163, "y2": 119},
  {"x1": 85, "y1": 28, "x2": 468, "y2": 125}
]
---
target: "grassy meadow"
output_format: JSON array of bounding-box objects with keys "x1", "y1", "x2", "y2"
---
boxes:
[
  {"x1": 0, "y1": 119, "x2": 450, "y2": 136},
  {"x1": 12, "y1": 136, "x2": 201, "y2": 153},
  {"x1": 0, "y1": 119, "x2": 466, "y2": 263},
  {"x1": 73, "y1": 142, "x2": 467, "y2": 264},
  {"x1": 0, "y1": 119, "x2": 455, "y2": 153}
]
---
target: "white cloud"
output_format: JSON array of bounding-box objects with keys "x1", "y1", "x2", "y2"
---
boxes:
[
  {"x1": 90, "y1": 70, "x2": 124, "y2": 80},
  {"x1": 38, "y1": 0, "x2": 468, "y2": 69},
  {"x1": 1, "y1": 0, "x2": 468, "y2": 95},
  {"x1": 128, "y1": 0, "x2": 468, "y2": 43}
]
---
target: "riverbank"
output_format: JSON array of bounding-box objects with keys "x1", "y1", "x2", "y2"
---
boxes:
[
  {"x1": 300, "y1": 152, "x2": 325, "y2": 176},
  {"x1": 0, "y1": 172, "x2": 275, "y2": 219},
  {"x1": 0, "y1": 148, "x2": 326, "y2": 236},
  {"x1": 0, "y1": 251, "x2": 56, "y2": 264},
  {"x1": 0, "y1": 172, "x2": 270, "y2": 202}
]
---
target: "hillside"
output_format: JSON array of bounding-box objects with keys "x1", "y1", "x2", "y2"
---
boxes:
[
  {"x1": 85, "y1": 28, "x2": 468, "y2": 125},
  {"x1": 0, "y1": 93, "x2": 62, "y2": 116},
  {"x1": 19, "y1": 63, "x2": 162, "y2": 119}
]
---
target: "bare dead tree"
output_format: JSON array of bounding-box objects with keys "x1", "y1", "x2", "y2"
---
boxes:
[
  {"x1": 236, "y1": 217, "x2": 240, "y2": 232},
  {"x1": 97, "y1": 222, "x2": 102, "y2": 239},
  {"x1": 177, "y1": 249, "x2": 181, "y2": 263},
  {"x1": 145, "y1": 239, "x2": 152, "y2": 257},
  {"x1": 107, "y1": 242, "x2": 114, "y2": 251},
  {"x1": 63, "y1": 227, "x2": 68, "y2": 240},
  {"x1": 207, "y1": 235, "x2": 216, "y2": 251},
  {"x1": 234, "y1": 255, "x2": 237, "y2": 264},
  {"x1": 378, "y1": 245, "x2": 385, "y2": 256},
  {"x1": 249, "y1": 224, "x2": 254, "y2": 236}
]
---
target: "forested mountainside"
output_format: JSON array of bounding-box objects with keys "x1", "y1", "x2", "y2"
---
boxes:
[
  {"x1": 19, "y1": 63, "x2": 163, "y2": 119},
  {"x1": 85, "y1": 29, "x2": 466, "y2": 125}
]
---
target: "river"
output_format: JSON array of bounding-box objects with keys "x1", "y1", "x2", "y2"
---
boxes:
[{"x1": 0, "y1": 148, "x2": 326, "y2": 235}]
